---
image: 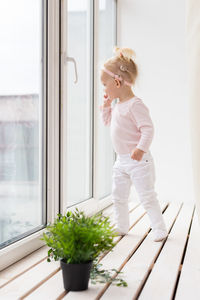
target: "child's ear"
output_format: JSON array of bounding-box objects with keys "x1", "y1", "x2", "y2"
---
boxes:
[{"x1": 114, "y1": 79, "x2": 121, "y2": 88}]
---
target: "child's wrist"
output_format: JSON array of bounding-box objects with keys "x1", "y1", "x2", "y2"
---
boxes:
[{"x1": 103, "y1": 104, "x2": 111, "y2": 108}]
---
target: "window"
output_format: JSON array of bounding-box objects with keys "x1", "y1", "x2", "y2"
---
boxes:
[
  {"x1": 61, "y1": 0, "x2": 117, "y2": 210},
  {"x1": 0, "y1": 0, "x2": 46, "y2": 249},
  {"x1": 0, "y1": 0, "x2": 117, "y2": 269},
  {"x1": 65, "y1": 0, "x2": 93, "y2": 207}
]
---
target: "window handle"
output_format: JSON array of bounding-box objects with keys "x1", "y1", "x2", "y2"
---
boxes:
[{"x1": 65, "y1": 55, "x2": 78, "y2": 84}]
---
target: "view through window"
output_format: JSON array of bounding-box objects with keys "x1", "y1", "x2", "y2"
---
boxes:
[{"x1": 0, "y1": 0, "x2": 46, "y2": 249}]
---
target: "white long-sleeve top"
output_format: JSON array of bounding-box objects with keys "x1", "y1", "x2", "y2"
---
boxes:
[{"x1": 99, "y1": 96, "x2": 154, "y2": 154}]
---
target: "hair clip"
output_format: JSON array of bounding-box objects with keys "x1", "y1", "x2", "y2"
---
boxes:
[
  {"x1": 102, "y1": 67, "x2": 132, "y2": 87},
  {"x1": 120, "y1": 65, "x2": 128, "y2": 72}
]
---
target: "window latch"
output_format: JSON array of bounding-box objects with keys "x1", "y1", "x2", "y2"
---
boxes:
[{"x1": 64, "y1": 55, "x2": 78, "y2": 84}]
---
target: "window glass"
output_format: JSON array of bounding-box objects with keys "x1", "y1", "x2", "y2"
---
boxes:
[
  {"x1": 0, "y1": 0, "x2": 45, "y2": 248},
  {"x1": 66, "y1": 0, "x2": 93, "y2": 207},
  {"x1": 98, "y1": 0, "x2": 117, "y2": 199}
]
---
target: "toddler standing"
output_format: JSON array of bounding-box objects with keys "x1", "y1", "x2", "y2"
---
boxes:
[{"x1": 99, "y1": 46, "x2": 168, "y2": 242}]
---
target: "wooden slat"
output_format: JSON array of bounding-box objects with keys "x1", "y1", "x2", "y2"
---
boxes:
[
  {"x1": 0, "y1": 246, "x2": 48, "y2": 288},
  {"x1": 100, "y1": 202, "x2": 181, "y2": 299},
  {"x1": 0, "y1": 259, "x2": 60, "y2": 299},
  {"x1": 62, "y1": 202, "x2": 168, "y2": 299},
  {"x1": 175, "y1": 207, "x2": 200, "y2": 299},
  {"x1": 25, "y1": 270, "x2": 65, "y2": 300},
  {"x1": 137, "y1": 202, "x2": 194, "y2": 300}
]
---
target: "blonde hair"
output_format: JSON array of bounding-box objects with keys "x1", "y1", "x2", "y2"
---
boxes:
[{"x1": 103, "y1": 46, "x2": 138, "y2": 86}]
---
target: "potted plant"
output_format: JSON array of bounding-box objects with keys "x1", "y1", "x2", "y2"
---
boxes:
[{"x1": 40, "y1": 208, "x2": 120, "y2": 291}]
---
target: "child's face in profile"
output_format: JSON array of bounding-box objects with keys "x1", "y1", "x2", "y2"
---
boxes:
[{"x1": 100, "y1": 70, "x2": 119, "y2": 100}]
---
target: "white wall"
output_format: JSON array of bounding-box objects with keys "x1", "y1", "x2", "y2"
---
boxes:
[
  {"x1": 186, "y1": 0, "x2": 200, "y2": 222},
  {"x1": 118, "y1": 0, "x2": 195, "y2": 204}
]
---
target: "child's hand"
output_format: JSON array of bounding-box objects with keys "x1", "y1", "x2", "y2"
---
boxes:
[
  {"x1": 102, "y1": 94, "x2": 113, "y2": 108},
  {"x1": 130, "y1": 148, "x2": 145, "y2": 161}
]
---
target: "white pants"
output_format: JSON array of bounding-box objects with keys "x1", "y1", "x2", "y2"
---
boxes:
[{"x1": 112, "y1": 151, "x2": 167, "y2": 234}]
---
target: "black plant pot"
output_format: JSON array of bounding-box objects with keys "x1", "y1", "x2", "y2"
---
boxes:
[{"x1": 60, "y1": 259, "x2": 93, "y2": 291}]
